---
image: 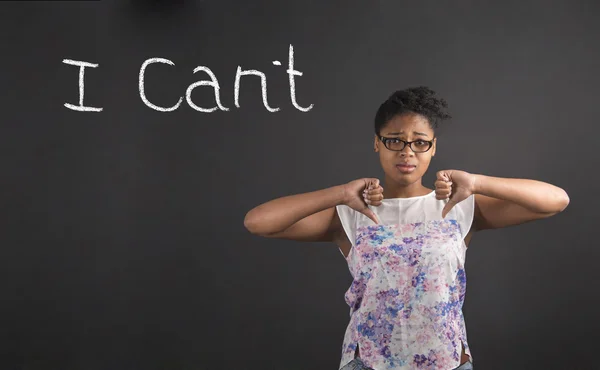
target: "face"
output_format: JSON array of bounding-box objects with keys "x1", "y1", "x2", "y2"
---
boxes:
[{"x1": 374, "y1": 113, "x2": 436, "y2": 186}]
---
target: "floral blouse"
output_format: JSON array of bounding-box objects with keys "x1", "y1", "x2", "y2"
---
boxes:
[{"x1": 335, "y1": 191, "x2": 475, "y2": 370}]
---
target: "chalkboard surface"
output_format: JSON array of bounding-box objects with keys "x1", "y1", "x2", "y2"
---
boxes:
[{"x1": 1, "y1": 1, "x2": 597, "y2": 369}]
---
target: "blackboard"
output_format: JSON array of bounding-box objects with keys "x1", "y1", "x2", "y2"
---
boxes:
[{"x1": 1, "y1": 1, "x2": 598, "y2": 369}]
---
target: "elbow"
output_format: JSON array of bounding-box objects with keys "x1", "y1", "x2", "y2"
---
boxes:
[
  {"x1": 244, "y1": 211, "x2": 259, "y2": 234},
  {"x1": 550, "y1": 189, "x2": 570, "y2": 214},
  {"x1": 244, "y1": 210, "x2": 269, "y2": 236},
  {"x1": 558, "y1": 191, "x2": 570, "y2": 212}
]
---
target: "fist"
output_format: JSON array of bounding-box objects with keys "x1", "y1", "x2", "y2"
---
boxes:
[
  {"x1": 434, "y1": 169, "x2": 476, "y2": 218},
  {"x1": 363, "y1": 181, "x2": 385, "y2": 206},
  {"x1": 342, "y1": 178, "x2": 383, "y2": 224}
]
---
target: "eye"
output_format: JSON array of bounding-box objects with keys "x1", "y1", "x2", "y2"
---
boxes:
[
  {"x1": 414, "y1": 140, "x2": 428, "y2": 146},
  {"x1": 386, "y1": 138, "x2": 401, "y2": 144}
]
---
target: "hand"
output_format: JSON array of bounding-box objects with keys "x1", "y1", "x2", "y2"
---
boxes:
[
  {"x1": 342, "y1": 178, "x2": 383, "y2": 224},
  {"x1": 435, "y1": 169, "x2": 477, "y2": 219}
]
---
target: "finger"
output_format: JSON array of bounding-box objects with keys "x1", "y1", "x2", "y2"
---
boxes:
[
  {"x1": 374, "y1": 193, "x2": 385, "y2": 201},
  {"x1": 363, "y1": 208, "x2": 380, "y2": 224},
  {"x1": 436, "y1": 189, "x2": 451, "y2": 198},
  {"x1": 367, "y1": 179, "x2": 379, "y2": 190},
  {"x1": 438, "y1": 172, "x2": 452, "y2": 183},
  {"x1": 442, "y1": 200, "x2": 458, "y2": 218},
  {"x1": 435, "y1": 184, "x2": 448, "y2": 192},
  {"x1": 362, "y1": 188, "x2": 368, "y2": 197},
  {"x1": 366, "y1": 188, "x2": 384, "y2": 195},
  {"x1": 365, "y1": 191, "x2": 384, "y2": 200},
  {"x1": 435, "y1": 188, "x2": 451, "y2": 197},
  {"x1": 435, "y1": 180, "x2": 453, "y2": 189},
  {"x1": 364, "y1": 198, "x2": 384, "y2": 206},
  {"x1": 435, "y1": 188, "x2": 452, "y2": 200}
]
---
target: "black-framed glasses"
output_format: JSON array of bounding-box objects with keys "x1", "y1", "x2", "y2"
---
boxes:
[{"x1": 378, "y1": 135, "x2": 435, "y2": 153}]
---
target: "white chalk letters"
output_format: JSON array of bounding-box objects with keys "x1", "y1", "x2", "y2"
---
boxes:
[
  {"x1": 66, "y1": 45, "x2": 312, "y2": 113},
  {"x1": 64, "y1": 45, "x2": 312, "y2": 113},
  {"x1": 138, "y1": 44, "x2": 311, "y2": 113},
  {"x1": 139, "y1": 58, "x2": 183, "y2": 112},
  {"x1": 63, "y1": 59, "x2": 103, "y2": 112}
]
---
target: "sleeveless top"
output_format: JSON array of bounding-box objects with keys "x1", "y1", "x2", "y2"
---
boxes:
[{"x1": 335, "y1": 191, "x2": 475, "y2": 370}]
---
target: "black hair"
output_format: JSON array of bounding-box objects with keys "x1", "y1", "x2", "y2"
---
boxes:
[{"x1": 374, "y1": 86, "x2": 452, "y2": 135}]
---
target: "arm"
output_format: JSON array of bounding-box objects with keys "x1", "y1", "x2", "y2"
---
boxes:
[
  {"x1": 471, "y1": 175, "x2": 570, "y2": 231},
  {"x1": 243, "y1": 185, "x2": 347, "y2": 242}
]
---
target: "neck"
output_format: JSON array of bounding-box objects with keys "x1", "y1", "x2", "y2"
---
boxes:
[{"x1": 382, "y1": 176, "x2": 431, "y2": 199}]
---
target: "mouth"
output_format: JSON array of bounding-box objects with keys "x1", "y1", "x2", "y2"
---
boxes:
[{"x1": 396, "y1": 164, "x2": 416, "y2": 173}]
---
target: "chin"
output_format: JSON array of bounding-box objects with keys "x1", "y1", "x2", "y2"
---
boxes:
[
  {"x1": 388, "y1": 174, "x2": 412, "y2": 185},
  {"x1": 395, "y1": 171, "x2": 423, "y2": 183},
  {"x1": 397, "y1": 178, "x2": 415, "y2": 186}
]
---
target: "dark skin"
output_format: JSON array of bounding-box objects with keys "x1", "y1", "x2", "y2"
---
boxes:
[
  {"x1": 348, "y1": 112, "x2": 569, "y2": 364},
  {"x1": 244, "y1": 112, "x2": 569, "y2": 367}
]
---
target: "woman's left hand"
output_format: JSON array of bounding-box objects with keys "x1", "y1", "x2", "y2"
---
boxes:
[{"x1": 435, "y1": 169, "x2": 478, "y2": 218}]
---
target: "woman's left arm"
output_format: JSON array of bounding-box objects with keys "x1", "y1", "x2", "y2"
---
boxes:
[{"x1": 471, "y1": 175, "x2": 570, "y2": 231}]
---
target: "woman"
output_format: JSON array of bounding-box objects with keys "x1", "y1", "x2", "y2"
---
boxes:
[{"x1": 243, "y1": 87, "x2": 570, "y2": 370}]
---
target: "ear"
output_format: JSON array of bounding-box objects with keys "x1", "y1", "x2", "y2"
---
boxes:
[
  {"x1": 374, "y1": 134, "x2": 380, "y2": 152},
  {"x1": 431, "y1": 137, "x2": 437, "y2": 157}
]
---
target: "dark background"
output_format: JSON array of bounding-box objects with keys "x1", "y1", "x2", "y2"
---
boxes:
[{"x1": 0, "y1": 1, "x2": 598, "y2": 369}]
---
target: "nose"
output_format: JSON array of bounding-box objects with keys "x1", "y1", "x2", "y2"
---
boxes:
[{"x1": 399, "y1": 144, "x2": 414, "y2": 156}]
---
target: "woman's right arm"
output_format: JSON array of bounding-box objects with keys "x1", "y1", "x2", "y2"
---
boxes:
[{"x1": 243, "y1": 184, "x2": 347, "y2": 243}]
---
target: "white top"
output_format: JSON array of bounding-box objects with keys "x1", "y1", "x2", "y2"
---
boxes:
[{"x1": 335, "y1": 191, "x2": 475, "y2": 370}]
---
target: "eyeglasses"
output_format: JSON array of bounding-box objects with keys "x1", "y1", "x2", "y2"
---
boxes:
[{"x1": 378, "y1": 135, "x2": 434, "y2": 153}]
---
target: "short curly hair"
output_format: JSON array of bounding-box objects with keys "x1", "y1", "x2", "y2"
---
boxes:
[{"x1": 374, "y1": 86, "x2": 452, "y2": 135}]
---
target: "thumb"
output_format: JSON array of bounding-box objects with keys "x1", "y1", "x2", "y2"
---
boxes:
[
  {"x1": 442, "y1": 199, "x2": 457, "y2": 219},
  {"x1": 362, "y1": 206, "x2": 380, "y2": 225}
]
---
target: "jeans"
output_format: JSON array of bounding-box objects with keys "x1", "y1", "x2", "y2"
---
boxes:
[{"x1": 340, "y1": 357, "x2": 473, "y2": 370}]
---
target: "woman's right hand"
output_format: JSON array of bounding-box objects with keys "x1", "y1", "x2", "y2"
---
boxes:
[{"x1": 342, "y1": 178, "x2": 384, "y2": 224}]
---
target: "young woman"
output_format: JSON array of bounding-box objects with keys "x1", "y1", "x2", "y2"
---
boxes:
[{"x1": 244, "y1": 87, "x2": 570, "y2": 370}]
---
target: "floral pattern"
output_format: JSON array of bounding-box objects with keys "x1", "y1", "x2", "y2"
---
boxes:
[{"x1": 339, "y1": 219, "x2": 472, "y2": 370}]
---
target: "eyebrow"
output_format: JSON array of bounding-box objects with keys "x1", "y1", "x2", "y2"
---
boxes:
[{"x1": 384, "y1": 131, "x2": 430, "y2": 138}]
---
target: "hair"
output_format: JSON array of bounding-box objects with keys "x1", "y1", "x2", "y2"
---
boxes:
[{"x1": 374, "y1": 86, "x2": 452, "y2": 135}]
